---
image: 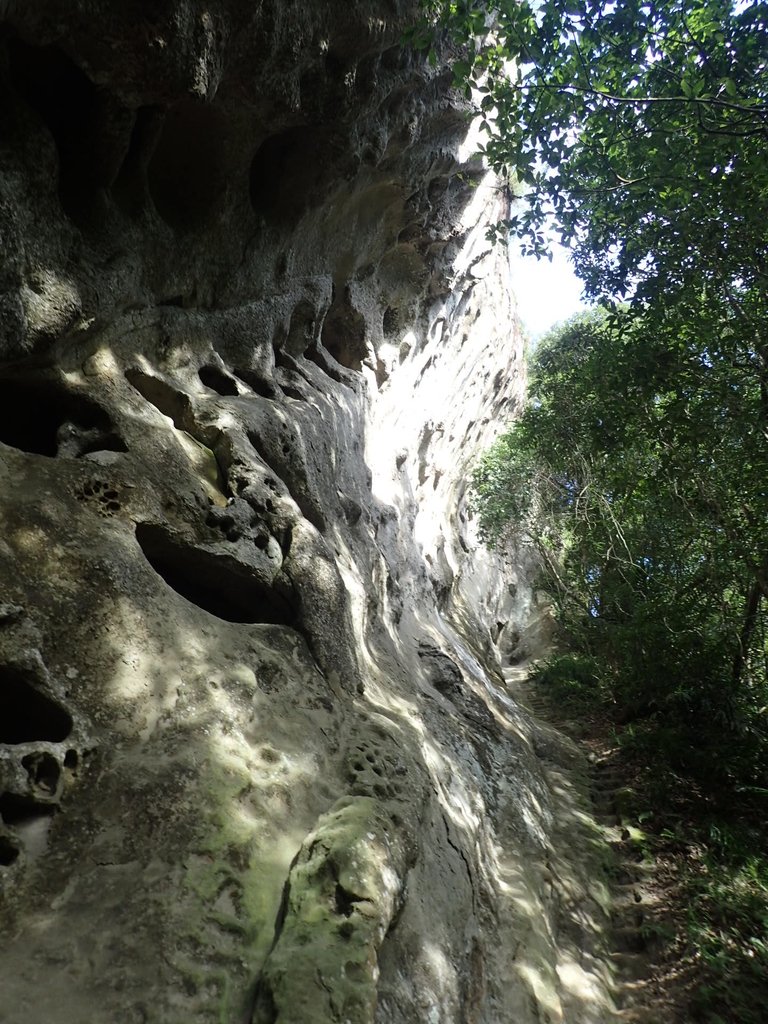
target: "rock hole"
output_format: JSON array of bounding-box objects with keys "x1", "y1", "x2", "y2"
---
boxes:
[
  {"x1": 250, "y1": 980, "x2": 279, "y2": 1024},
  {"x1": 276, "y1": 251, "x2": 290, "y2": 278},
  {"x1": 0, "y1": 836, "x2": 20, "y2": 866},
  {"x1": 0, "y1": 377, "x2": 124, "y2": 458},
  {"x1": 0, "y1": 666, "x2": 73, "y2": 744},
  {"x1": 147, "y1": 100, "x2": 228, "y2": 230},
  {"x1": 112, "y1": 106, "x2": 164, "y2": 217},
  {"x1": 281, "y1": 386, "x2": 306, "y2": 401},
  {"x1": 135, "y1": 523, "x2": 296, "y2": 626},
  {"x1": 283, "y1": 300, "x2": 317, "y2": 357},
  {"x1": 344, "y1": 960, "x2": 367, "y2": 983},
  {"x1": 334, "y1": 883, "x2": 357, "y2": 918},
  {"x1": 0, "y1": 792, "x2": 56, "y2": 827},
  {"x1": 306, "y1": 346, "x2": 348, "y2": 384},
  {"x1": 233, "y1": 369, "x2": 279, "y2": 399},
  {"x1": 321, "y1": 287, "x2": 367, "y2": 370},
  {"x1": 21, "y1": 752, "x2": 60, "y2": 795},
  {"x1": 382, "y1": 306, "x2": 399, "y2": 336},
  {"x1": 198, "y1": 365, "x2": 239, "y2": 396},
  {"x1": 64, "y1": 750, "x2": 78, "y2": 769},
  {"x1": 125, "y1": 368, "x2": 190, "y2": 428},
  {"x1": 249, "y1": 126, "x2": 350, "y2": 226},
  {"x1": 7, "y1": 38, "x2": 128, "y2": 219},
  {"x1": 375, "y1": 356, "x2": 389, "y2": 388}
]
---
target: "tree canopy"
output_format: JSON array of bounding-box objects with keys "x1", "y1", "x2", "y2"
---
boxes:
[
  {"x1": 419, "y1": 0, "x2": 768, "y2": 310},
  {"x1": 472, "y1": 309, "x2": 768, "y2": 782}
]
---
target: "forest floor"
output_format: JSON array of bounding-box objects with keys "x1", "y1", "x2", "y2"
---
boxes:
[{"x1": 508, "y1": 666, "x2": 721, "y2": 1024}]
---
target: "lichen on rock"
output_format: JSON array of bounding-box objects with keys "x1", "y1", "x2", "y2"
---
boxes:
[{"x1": 251, "y1": 793, "x2": 419, "y2": 1024}]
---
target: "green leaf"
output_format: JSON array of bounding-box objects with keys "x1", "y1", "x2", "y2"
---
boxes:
[
  {"x1": 453, "y1": 58, "x2": 471, "y2": 82},
  {"x1": 722, "y1": 77, "x2": 738, "y2": 98}
]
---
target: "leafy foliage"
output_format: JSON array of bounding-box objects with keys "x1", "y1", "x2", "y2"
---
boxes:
[
  {"x1": 528, "y1": 653, "x2": 602, "y2": 711},
  {"x1": 416, "y1": 0, "x2": 768, "y2": 307},
  {"x1": 435, "y1": 0, "x2": 768, "y2": 783},
  {"x1": 685, "y1": 825, "x2": 768, "y2": 1024},
  {"x1": 471, "y1": 310, "x2": 768, "y2": 785}
]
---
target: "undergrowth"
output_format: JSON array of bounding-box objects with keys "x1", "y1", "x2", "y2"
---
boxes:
[
  {"x1": 683, "y1": 822, "x2": 768, "y2": 1024},
  {"x1": 528, "y1": 654, "x2": 601, "y2": 711},
  {"x1": 532, "y1": 652, "x2": 768, "y2": 1023}
]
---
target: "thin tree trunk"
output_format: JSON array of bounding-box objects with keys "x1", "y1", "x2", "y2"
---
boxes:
[{"x1": 732, "y1": 553, "x2": 768, "y2": 688}]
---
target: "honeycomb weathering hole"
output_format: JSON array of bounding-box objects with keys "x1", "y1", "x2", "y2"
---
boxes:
[
  {"x1": 0, "y1": 837, "x2": 19, "y2": 866},
  {"x1": 7, "y1": 38, "x2": 106, "y2": 218},
  {"x1": 0, "y1": 792, "x2": 57, "y2": 827},
  {"x1": 147, "y1": 100, "x2": 228, "y2": 230},
  {"x1": 0, "y1": 667, "x2": 73, "y2": 744},
  {"x1": 0, "y1": 378, "x2": 125, "y2": 458},
  {"x1": 22, "y1": 751, "x2": 61, "y2": 794},
  {"x1": 198, "y1": 365, "x2": 239, "y2": 396},
  {"x1": 135, "y1": 523, "x2": 296, "y2": 626},
  {"x1": 249, "y1": 125, "x2": 351, "y2": 226}
]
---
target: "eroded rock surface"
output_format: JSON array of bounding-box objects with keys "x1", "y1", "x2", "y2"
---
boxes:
[{"x1": 0, "y1": 4, "x2": 617, "y2": 1022}]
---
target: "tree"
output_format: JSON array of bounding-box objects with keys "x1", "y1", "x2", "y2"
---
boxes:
[
  {"x1": 420, "y1": 0, "x2": 768, "y2": 308},
  {"x1": 472, "y1": 309, "x2": 768, "y2": 780}
]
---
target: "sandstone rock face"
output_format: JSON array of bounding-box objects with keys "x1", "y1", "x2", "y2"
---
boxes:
[{"x1": 0, "y1": 4, "x2": 615, "y2": 1023}]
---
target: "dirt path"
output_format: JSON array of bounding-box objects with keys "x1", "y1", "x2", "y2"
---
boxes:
[{"x1": 505, "y1": 665, "x2": 685, "y2": 1024}]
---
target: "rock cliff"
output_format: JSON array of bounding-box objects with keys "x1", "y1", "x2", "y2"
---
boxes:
[{"x1": 0, "y1": 4, "x2": 616, "y2": 1022}]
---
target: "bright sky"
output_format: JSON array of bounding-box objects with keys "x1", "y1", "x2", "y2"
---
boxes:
[{"x1": 510, "y1": 237, "x2": 588, "y2": 341}]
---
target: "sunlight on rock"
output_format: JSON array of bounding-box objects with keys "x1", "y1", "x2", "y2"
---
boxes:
[{"x1": 0, "y1": 4, "x2": 627, "y2": 1021}]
